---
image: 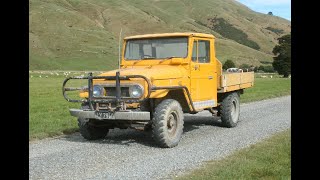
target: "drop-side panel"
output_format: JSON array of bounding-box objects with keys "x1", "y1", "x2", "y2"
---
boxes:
[{"x1": 219, "y1": 72, "x2": 254, "y2": 92}]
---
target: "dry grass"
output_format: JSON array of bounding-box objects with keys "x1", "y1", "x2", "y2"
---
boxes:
[{"x1": 29, "y1": 0, "x2": 290, "y2": 70}]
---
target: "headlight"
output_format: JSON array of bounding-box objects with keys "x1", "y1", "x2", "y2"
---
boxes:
[
  {"x1": 93, "y1": 85, "x2": 104, "y2": 97},
  {"x1": 130, "y1": 85, "x2": 143, "y2": 98}
]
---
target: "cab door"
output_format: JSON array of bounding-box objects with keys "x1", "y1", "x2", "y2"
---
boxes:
[{"x1": 190, "y1": 38, "x2": 216, "y2": 110}]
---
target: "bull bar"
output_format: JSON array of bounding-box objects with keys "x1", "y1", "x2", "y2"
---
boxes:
[{"x1": 62, "y1": 72, "x2": 196, "y2": 120}]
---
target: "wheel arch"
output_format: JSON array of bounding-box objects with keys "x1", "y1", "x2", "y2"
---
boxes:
[
  {"x1": 153, "y1": 89, "x2": 193, "y2": 113},
  {"x1": 218, "y1": 90, "x2": 242, "y2": 103}
]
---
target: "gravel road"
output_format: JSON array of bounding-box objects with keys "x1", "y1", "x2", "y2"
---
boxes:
[{"x1": 29, "y1": 96, "x2": 291, "y2": 180}]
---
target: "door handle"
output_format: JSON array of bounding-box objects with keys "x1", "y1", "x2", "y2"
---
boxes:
[
  {"x1": 194, "y1": 65, "x2": 199, "y2": 70},
  {"x1": 208, "y1": 76, "x2": 213, "y2": 79}
]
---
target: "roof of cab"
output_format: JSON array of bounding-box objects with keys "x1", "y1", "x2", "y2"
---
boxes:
[{"x1": 124, "y1": 32, "x2": 215, "y2": 40}]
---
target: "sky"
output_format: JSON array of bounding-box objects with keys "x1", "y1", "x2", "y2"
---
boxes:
[{"x1": 236, "y1": 0, "x2": 291, "y2": 21}]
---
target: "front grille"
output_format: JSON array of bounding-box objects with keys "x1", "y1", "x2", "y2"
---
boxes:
[{"x1": 104, "y1": 87, "x2": 130, "y2": 97}]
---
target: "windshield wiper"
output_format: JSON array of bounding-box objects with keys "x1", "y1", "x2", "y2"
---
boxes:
[
  {"x1": 165, "y1": 56, "x2": 176, "y2": 59},
  {"x1": 133, "y1": 56, "x2": 178, "y2": 64},
  {"x1": 159, "y1": 56, "x2": 176, "y2": 63},
  {"x1": 142, "y1": 57, "x2": 156, "y2": 60},
  {"x1": 132, "y1": 56, "x2": 156, "y2": 64}
]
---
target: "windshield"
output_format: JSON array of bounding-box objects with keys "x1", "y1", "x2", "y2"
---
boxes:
[{"x1": 124, "y1": 37, "x2": 188, "y2": 60}]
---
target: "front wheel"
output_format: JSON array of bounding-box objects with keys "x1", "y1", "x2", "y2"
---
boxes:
[
  {"x1": 219, "y1": 92, "x2": 240, "y2": 127},
  {"x1": 152, "y1": 99, "x2": 184, "y2": 148},
  {"x1": 78, "y1": 118, "x2": 109, "y2": 140}
]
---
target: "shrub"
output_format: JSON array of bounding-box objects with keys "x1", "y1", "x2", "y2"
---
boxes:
[{"x1": 223, "y1": 59, "x2": 236, "y2": 70}]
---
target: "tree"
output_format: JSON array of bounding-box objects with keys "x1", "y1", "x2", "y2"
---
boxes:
[
  {"x1": 272, "y1": 34, "x2": 291, "y2": 77},
  {"x1": 239, "y1": 63, "x2": 250, "y2": 71},
  {"x1": 268, "y1": 12, "x2": 273, "y2": 15},
  {"x1": 257, "y1": 65, "x2": 275, "y2": 73},
  {"x1": 258, "y1": 65, "x2": 265, "y2": 72},
  {"x1": 223, "y1": 59, "x2": 236, "y2": 70}
]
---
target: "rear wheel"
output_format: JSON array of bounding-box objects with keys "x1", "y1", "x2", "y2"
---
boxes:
[
  {"x1": 78, "y1": 118, "x2": 109, "y2": 140},
  {"x1": 219, "y1": 92, "x2": 240, "y2": 127},
  {"x1": 152, "y1": 99, "x2": 184, "y2": 148}
]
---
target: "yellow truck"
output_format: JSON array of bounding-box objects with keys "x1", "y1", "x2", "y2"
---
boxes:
[{"x1": 63, "y1": 32, "x2": 254, "y2": 148}]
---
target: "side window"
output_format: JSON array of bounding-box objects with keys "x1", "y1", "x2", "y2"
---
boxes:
[
  {"x1": 191, "y1": 41, "x2": 197, "y2": 62},
  {"x1": 198, "y1": 40, "x2": 210, "y2": 63}
]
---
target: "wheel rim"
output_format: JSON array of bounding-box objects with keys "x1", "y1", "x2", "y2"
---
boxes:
[
  {"x1": 231, "y1": 99, "x2": 239, "y2": 123},
  {"x1": 167, "y1": 111, "x2": 178, "y2": 137}
]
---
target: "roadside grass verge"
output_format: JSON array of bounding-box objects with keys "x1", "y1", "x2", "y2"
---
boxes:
[
  {"x1": 241, "y1": 77, "x2": 291, "y2": 103},
  {"x1": 29, "y1": 74, "x2": 290, "y2": 140},
  {"x1": 176, "y1": 129, "x2": 291, "y2": 180}
]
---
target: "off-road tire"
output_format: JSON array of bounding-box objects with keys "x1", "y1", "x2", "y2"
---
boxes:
[
  {"x1": 152, "y1": 99, "x2": 184, "y2": 148},
  {"x1": 78, "y1": 118, "x2": 109, "y2": 140},
  {"x1": 219, "y1": 92, "x2": 240, "y2": 128}
]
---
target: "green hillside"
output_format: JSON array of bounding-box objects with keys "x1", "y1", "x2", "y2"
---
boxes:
[{"x1": 29, "y1": 0, "x2": 291, "y2": 70}]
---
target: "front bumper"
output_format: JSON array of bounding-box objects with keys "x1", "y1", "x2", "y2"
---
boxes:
[{"x1": 69, "y1": 109, "x2": 150, "y2": 121}]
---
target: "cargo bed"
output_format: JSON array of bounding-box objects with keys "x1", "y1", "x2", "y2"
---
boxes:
[{"x1": 218, "y1": 72, "x2": 254, "y2": 93}]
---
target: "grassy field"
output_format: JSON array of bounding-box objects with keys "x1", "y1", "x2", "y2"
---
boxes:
[
  {"x1": 177, "y1": 129, "x2": 291, "y2": 179},
  {"x1": 241, "y1": 77, "x2": 291, "y2": 103},
  {"x1": 29, "y1": 71, "x2": 101, "y2": 140},
  {"x1": 29, "y1": 72, "x2": 291, "y2": 140},
  {"x1": 30, "y1": 77, "x2": 79, "y2": 139},
  {"x1": 29, "y1": 0, "x2": 290, "y2": 70}
]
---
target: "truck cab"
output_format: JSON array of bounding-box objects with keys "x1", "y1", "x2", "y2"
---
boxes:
[{"x1": 63, "y1": 32, "x2": 254, "y2": 148}]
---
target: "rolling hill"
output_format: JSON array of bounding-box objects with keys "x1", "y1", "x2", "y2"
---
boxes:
[{"x1": 29, "y1": 0, "x2": 291, "y2": 70}]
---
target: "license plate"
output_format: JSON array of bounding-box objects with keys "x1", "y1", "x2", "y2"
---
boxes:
[{"x1": 95, "y1": 111, "x2": 115, "y2": 119}]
